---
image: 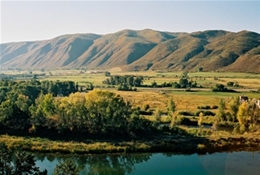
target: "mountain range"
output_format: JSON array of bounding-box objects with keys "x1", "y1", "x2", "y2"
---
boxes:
[{"x1": 1, "y1": 29, "x2": 260, "y2": 72}]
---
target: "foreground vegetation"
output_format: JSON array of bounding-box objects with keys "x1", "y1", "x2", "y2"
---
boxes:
[
  {"x1": 0, "y1": 71, "x2": 260, "y2": 156},
  {"x1": 1, "y1": 71, "x2": 260, "y2": 174}
]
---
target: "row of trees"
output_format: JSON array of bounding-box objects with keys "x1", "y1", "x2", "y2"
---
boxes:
[
  {"x1": 102, "y1": 72, "x2": 198, "y2": 89},
  {"x1": 0, "y1": 82, "x2": 152, "y2": 137},
  {"x1": 102, "y1": 75, "x2": 144, "y2": 87},
  {"x1": 103, "y1": 75, "x2": 144, "y2": 91},
  {"x1": 29, "y1": 91, "x2": 151, "y2": 136},
  {"x1": 213, "y1": 97, "x2": 260, "y2": 133},
  {"x1": 0, "y1": 80, "x2": 78, "y2": 102}
]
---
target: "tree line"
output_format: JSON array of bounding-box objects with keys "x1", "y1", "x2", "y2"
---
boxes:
[
  {"x1": 102, "y1": 72, "x2": 198, "y2": 90},
  {"x1": 215, "y1": 97, "x2": 260, "y2": 133},
  {"x1": 0, "y1": 80, "x2": 151, "y2": 137}
]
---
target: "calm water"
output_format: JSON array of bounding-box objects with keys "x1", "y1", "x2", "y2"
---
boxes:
[{"x1": 35, "y1": 151, "x2": 260, "y2": 175}]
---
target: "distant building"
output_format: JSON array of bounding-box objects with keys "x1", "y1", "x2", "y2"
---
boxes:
[{"x1": 239, "y1": 96, "x2": 249, "y2": 103}]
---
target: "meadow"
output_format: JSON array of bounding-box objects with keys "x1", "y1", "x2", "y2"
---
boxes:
[
  {"x1": 38, "y1": 70, "x2": 260, "y2": 128},
  {"x1": 38, "y1": 70, "x2": 260, "y2": 110},
  {"x1": 1, "y1": 70, "x2": 260, "y2": 153},
  {"x1": 3, "y1": 69, "x2": 260, "y2": 112}
]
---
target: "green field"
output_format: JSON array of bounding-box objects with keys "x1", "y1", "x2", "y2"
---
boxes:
[{"x1": 2, "y1": 70, "x2": 260, "y2": 111}]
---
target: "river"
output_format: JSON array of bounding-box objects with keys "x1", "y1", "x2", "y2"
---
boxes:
[{"x1": 35, "y1": 151, "x2": 260, "y2": 175}]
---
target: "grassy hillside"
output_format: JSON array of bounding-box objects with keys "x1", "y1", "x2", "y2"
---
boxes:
[{"x1": 0, "y1": 29, "x2": 259, "y2": 72}]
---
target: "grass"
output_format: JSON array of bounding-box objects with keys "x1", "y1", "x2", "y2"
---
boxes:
[
  {"x1": 4, "y1": 70, "x2": 260, "y2": 89},
  {"x1": 115, "y1": 89, "x2": 259, "y2": 112},
  {"x1": 1, "y1": 130, "x2": 260, "y2": 154},
  {"x1": 1, "y1": 71, "x2": 260, "y2": 154},
  {"x1": 0, "y1": 134, "x2": 153, "y2": 154}
]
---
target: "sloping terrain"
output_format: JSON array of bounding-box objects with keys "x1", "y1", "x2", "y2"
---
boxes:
[{"x1": 1, "y1": 29, "x2": 259, "y2": 72}]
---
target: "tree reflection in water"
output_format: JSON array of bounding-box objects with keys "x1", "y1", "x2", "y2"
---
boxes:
[{"x1": 37, "y1": 153, "x2": 152, "y2": 175}]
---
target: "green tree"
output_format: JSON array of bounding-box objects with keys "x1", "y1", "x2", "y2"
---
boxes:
[
  {"x1": 229, "y1": 96, "x2": 240, "y2": 122},
  {"x1": 0, "y1": 100, "x2": 31, "y2": 131},
  {"x1": 153, "y1": 108, "x2": 161, "y2": 127},
  {"x1": 30, "y1": 93, "x2": 57, "y2": 131},
  {"x1": 167, "y1": 98, "x2": 176, "y2": 116},
  {"x1": 236, "y1": 102, "x2": 248, "y2": 133},
  {"x1": 236, "y1": 100, "x2": 260, "y2": 133},
  {"x1": 179, "y1": 71, "x2": 190, "y2": 88},
  {"x1": 57, "y1": 92, "x2": 88, "y2": 132},
  {"x1": 105, "y1": 71, "x2": 111, "y2": 77},
  {"x1": 85, "y1": 90, "x2": 132, "y2": 135},
  {"x1": 198, "y1": 112, "x2": 203, "y2": 127},
  {"x1": 212, "y1": 99, "x2": 226, "y2": 131},
  {"x1": 168, "y1": 98, "x2": 177, "y2": 129},
  {"x1": 216, "y1": 99, "x2": 226, "y2": 121}
]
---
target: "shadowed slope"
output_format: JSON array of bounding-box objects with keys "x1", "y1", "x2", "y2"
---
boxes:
[
  {"x1": 1, "y1": 34, "x2": 101, "y2": 69},
  {"x1": 0, "y1": 29, "x2": 259, "y2": 72}
]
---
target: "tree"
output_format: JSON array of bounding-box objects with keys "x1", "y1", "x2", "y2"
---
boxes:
[
  {"x1": 236, "y1": 100, "x2": 260, "y2": 133},
  {"x1": 229, "y1": 96, "x2": 240, "y2": 122},
  {"x1": 151, "y1": 81, "x2": 157, "y2": 88},
  {"x1": 227, "y1": 81, "x2": 234, "y2": 87},
  {"x1": 198, "y1": 67, "x2": 203, "y2": 72},
  {"x1": 57, "y1": 92, "x2": 88, "y2": 132},
  {"x1": 168, "y1": 98, "x2": 177, "y2": 129},
  {"x1": 142, "y1": 104, "x2": 150, "y2": 111},
  {"x1": 198, "y1": 112, "x2": 203, "y2": 127},
  {"x1": 216, "y1": 99, "x2": 226, "y2": 121},
  {"x1": 0, "y1": 100, "x2": 31, "y2": 131},
  {"x1": 85, "y1": 90, "x2": 132, "y2": 135},
  {"x1": 236, "y1": 102, "x2": 248, "y2": 133},
  {"x1": 133, "y1": 76, "x2": 143, "y2": 86},
  {"x1": 212, "y1": 99, "x2": 226, "y2": 131},
  {"x1": 179, "y1": 71, "x2": 190, "y2": 88},
  {"x1": 167, "y1": 98, "x2": 176, "y2": 116},
  {"x1": 30, "y1": 94, "x2": 57, "y2": 131},
  {"x1": 153, "y1": 108, "x2": 161, "y2": 127},
  {"x1": 105, "y1": 71, "x2": 111, "y2": 77}
]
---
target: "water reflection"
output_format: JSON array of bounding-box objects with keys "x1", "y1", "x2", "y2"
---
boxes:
[
  {"x1": 36, "y1": 153, "x2": 151, "y2": 175},
  {"x1": 35, "y1": 152, "x2": 260, "y2": 175}
]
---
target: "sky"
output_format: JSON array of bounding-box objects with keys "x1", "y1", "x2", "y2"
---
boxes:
[{"x1": 1, "y1": 0, "x2": 260, "y2": 43}]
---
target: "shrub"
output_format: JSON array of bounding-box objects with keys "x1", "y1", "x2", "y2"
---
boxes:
[
  {"x1": 178, "y1": 111, "x2": 194, "y2": 116},
  {"x1": 211, "y1": 105, "x2": 218, "y2": 109},
  {"x1": 197, "y1": 105, "x2": 211, "y2": 110},
  {"x1": 142, "y1": 104, "x2": 150, "y2": 111},
  {"x1": 227, "y1": 82, "x2": 234, "y2": 87},
  {"x1": 177, "y1": 117, "x2": 196, "y2": 126},
  {"x1": 195, "y1": 111, "x2": 215, "y2": 116}
]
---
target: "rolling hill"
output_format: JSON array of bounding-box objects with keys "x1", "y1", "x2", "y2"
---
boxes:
[{"x1": 1, "y1": 29, "x2": 260, "y2": 72}]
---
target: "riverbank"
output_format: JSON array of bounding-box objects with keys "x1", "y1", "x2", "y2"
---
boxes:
[{"x1": 1, "y1": 132, "x2": 260, "y2": 155}]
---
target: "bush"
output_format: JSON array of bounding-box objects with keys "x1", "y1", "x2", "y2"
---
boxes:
[
  {"x1": 195, "y1": 111, "x2": 215, "y2": 116},
  {"x1": 211, "y1": 105, "x2": 218, "y2": 109},
  {"x1": 177, "y1": 117, "x2": 197, "y2": 126},
  {"x1": 212, "y1": 84, "x2": 237, "y2": 92},
  {"x1": 178, "y1": 111, "x2": 194, "y2": 116},
  {"x1": 227, "y1": 82, "x2": 234, "y2": 87},
  {"x1": 142, "y1": 104, "x2": 150, "y2": 111},
  {"x1": 197, "y1": 105, "x2": 211, "y2": 110}
]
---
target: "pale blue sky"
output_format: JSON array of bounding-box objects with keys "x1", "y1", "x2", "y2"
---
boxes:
[{"x1": 1, "y1": 0, "x2": 260, "y2": 43}]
